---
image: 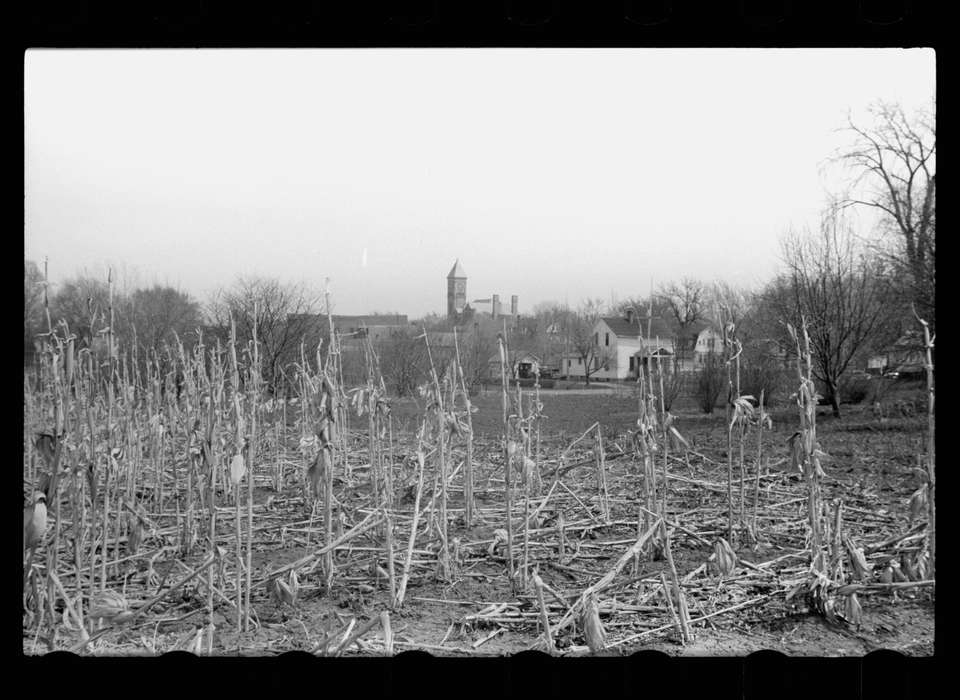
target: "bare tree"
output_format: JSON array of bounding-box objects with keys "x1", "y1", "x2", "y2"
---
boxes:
[
  {"x1": 836, "y1": 101, "x2": 935, "y2": 330},
  {"x1": 208, "y1": 277, "x2": 320, "y2": 388},
  {"x1": 706, "y1": 281, "x2": 752, "y2": 333},
  {"x1": 127, "y1": 285, "x2": 203, "y2": 358},
  {"x1": 569, "y1": 299, "x2": 610, "y2": 385},
  {"x1": 612, "y1": 295, "x2": 672, "y2": 323},
  {"x1": 49, "y1": 274, "x2": 118, "y2": 348},
  {"x1": 766, "y1": 208, "x2": 893, "y2": 417},
  {"x1": 374, "y1": 328, "x2": 426, "y2": 397},
  {"x1": 660, "y1": 278, "x2": 707, "y2": 364},
  {"x1": 529, "y1": 302, "x2": 576, "y2": 373}
]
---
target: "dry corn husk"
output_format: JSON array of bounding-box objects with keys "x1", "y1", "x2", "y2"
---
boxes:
[
  {"x1": 188, "y1": 626, "x2": 204, "y2": 655},
  {"x1": 90, "y1": 589, "x2": 132, "y2": 622},
  {"x1": 488, "y1": 529, "x2": 509, "y2": 556},
  {"x1": 844, "y1": 593, "x2": 863, "y2": 628},
  {"x1": 908, "y1": 485, "x2": 928, "y2": 523},
  {"x1": 581, "y1": 594, "x2": 606, "y2": 653},
  {"x1": 272, "y1": 569, "x2": 299, "y2": 608},
  {"x1": 900, "y1": 551, "x2": 919, "y2": 581},
  {"x1": 912, "y1": 547, "x2": 930, "y2": 581},
  {"x1": 714, "y1": 538, "x2": 737, "y2": 577},
  {"x1": 229, "y1": 454, "x2": 246, "y2": 486},
  {"x1": 522, "y1": 457, "x2": 537, "y2": 482},
  {"x1": 890, "y1": 558, "x2": 909, "y2": 583},
  {"x1": 843, "y1": 535, "x2": 872, "y2": 581}
]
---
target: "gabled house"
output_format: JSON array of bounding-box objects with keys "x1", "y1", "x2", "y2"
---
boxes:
[
  {"x1": 562, "y1": 310, "x2": 677, "y2": 381},
  {"x1": 692, "y1": 324, "x2": 723, "y2": 365}
]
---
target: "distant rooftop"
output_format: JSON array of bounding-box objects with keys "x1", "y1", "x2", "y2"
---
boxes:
[
  {"x1": 601, "y1": 316, "x2": 674, "y2": 340},
  {"x1": 447, "y1": 259, "x2": 466, "y2": 279}
]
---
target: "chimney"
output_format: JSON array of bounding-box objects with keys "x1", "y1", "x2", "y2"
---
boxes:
[
  {"x1": 492, "y1": 294, "x2": 500, "y2": 320},
  {"x1": 626, "y1": 308, "x2": 634, "y2": 324},
  {"x1": 510, "y1": 295, "x2": 518, "y2": 316}
]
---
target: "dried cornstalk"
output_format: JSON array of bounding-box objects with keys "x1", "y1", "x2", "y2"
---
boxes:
[
  {"x1": 914, "y1": 309, "x2": 935, "y2": 577},
  {"x1": 395, "y1": 451, "x2": 426, "y2": 608}
]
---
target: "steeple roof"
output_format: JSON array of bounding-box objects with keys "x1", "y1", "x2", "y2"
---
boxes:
[{"x1": 447, "y1": 259, "x2": 466, "y2": 279}]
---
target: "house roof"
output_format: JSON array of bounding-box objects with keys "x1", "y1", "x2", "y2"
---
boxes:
[
  {"x1": 447, "y1": 259, "x2": 466, "y2": 279},
  {"x1": 601, "y1": 316, "x2": 674, "y2": 340}
]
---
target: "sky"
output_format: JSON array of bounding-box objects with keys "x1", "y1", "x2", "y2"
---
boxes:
[{"x1": 24, "y1": 49, "x2": 935, "y2": 318}]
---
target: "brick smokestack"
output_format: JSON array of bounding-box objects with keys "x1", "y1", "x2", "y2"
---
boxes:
[
  {"x1": 492, "y1": 294, "x2": 500, "y2": 320},
  {"x1": 510, "y1": 295, "x2": 518, "y2": 316}
]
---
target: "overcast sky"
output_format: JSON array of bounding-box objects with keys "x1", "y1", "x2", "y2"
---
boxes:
[{"x1": 25, "y1": 49, "x2": 935, "y2": 317}]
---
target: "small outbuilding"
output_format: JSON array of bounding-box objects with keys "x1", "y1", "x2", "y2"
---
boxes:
[{"x1": 487, "y1": 351, "x2": 541, "y2": 380}]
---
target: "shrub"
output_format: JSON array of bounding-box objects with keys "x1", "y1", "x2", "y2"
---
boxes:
[
  {"x1": 696, "y1": 354, "x2": 726, "y2": 414},
  {"x1": 655, "y1": 363, "x2": 685, "y2": 412},
  {"x1": 838, "y1": 375, "x2": 871, "y2": 405},
  {"x1": 740, "y1": 358, "x2": 787, "y2": 406}
]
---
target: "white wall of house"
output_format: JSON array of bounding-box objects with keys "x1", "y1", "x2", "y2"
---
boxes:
[
  {"x1": 693, "y1": 328, "x2": 724, "y2": 368},
  {"x1": 562, "y1": 355, "x2": 588, "y2": 378}
]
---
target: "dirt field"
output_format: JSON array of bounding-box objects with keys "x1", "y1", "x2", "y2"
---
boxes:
[{"x1": 24, "y1": 377, "x2": 933, "y2": 657}]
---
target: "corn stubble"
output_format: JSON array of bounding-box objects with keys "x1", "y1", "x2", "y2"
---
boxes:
[{"x1": 22, "y1": 270, "x2": 933, "y2": 656}]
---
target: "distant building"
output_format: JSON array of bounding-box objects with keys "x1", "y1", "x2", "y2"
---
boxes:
[
  {"x1": 447, "y1": 259, "x2": 467, "y2": 319},
  {"x1": 487, "y1": 351, "x2": 541, "y2": 380},
  {"x1": 868, "y1": 331, "x2": 926, "y2": 377},
  {"x1": 562, "y1": 310, "x2": 676, "y2": 380}
]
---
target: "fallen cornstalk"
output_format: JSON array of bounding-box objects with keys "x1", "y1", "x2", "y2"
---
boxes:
[{"x1": 550, "y1": 517, "x2": 662, "y2": 637}]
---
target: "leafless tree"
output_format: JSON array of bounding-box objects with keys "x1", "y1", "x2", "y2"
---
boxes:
[
  {"x1": 707, "y1": 281, "x2": 752, "y2": 333},
  {"x1": 569, "y1": 298, "x2": 611, "y2": 385},
  {"x1": 127, "y1": 285, "x2": 203, "y2": 358},
  {"x1": 835, "y1": 100, "x2": 935, "y2": 330},
  {"x1": 529, "y1": 302, "x2": 577, "y2": 373},
  {"x1": 765, "y1": 208, "x2": 893, "y2": 418},
  {"x1": 613, "y1": 295, "x2": 673, "y2": 323},
  {"x1": 376, "y1": 329, "x2": 428, "y2": 397},
  {"x1": 48, "y1": 274, "x2": 125, "y2": 354},
  {"x1": 208, "y1": 277, "x2": 320, "y2": 389},
  {"x1": 660, "y1": 278, "x2": 707, "y2": 364},
  {"x1": 696, "y1": 352, "x2": 726, "y2": 414}
]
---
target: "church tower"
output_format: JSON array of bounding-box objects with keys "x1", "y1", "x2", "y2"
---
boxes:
[{"x1": 447, "y1": 259, "x2": 467, "y2": 318}]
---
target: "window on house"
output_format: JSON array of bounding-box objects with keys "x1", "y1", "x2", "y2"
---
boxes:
[
  {"x1": 594, "y1": 332, "x2": 599, "y2": 346},
  {"x1": 577, "y1": 358, "x2": 582, "y2": 365},
  {"x1": 605, "y1": 333, "x2": 609, "y2": 346}
]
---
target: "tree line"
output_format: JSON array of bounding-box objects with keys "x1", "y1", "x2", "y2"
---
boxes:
[{"x1": 25, "y1": 100, "x2": 933, "y2": 417}]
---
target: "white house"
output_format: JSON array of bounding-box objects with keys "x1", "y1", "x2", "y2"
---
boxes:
[
  {"x1": 562, "y1": 311, "x2": 677, "y2": 381},
  {"x1": 693, "y1": 325, "x2": 724, "y2": 366}
]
